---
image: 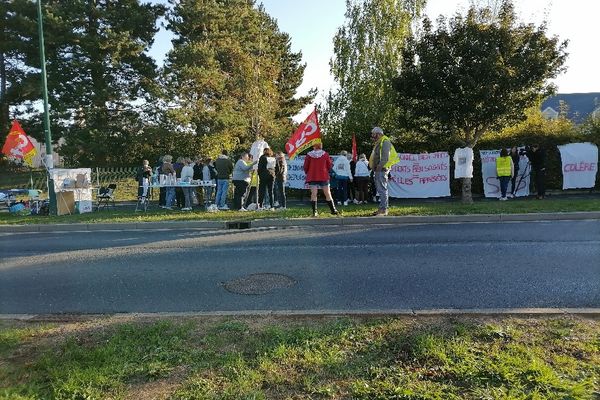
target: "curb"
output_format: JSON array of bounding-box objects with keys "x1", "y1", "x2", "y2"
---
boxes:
[
  {"x1": 2, "y1": 308, "x2": 599, "y2": 320},
  {"x1": 1, "y1": 211, "x2": 599, "y2": 233}
]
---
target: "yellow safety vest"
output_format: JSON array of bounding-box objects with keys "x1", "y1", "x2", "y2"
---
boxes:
[
  {"x1": 380, "y1": 135, "x2": 400, "y2": 168},
  {"x1": 496, "y1": 156, "x2": 511, "y2": 177}
]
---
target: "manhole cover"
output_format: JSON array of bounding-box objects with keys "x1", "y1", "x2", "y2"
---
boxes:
[{"x1": 222, "y1": 273, "x2": 296, "y2": 295}]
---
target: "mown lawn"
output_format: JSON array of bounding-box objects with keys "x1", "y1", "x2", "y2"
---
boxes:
[
  {"x1": 1, "y1": 196, "x2": 599, "y2": 225},
  {"x1": 0, "y1": 316, "x2": 598, "y2": 399}
]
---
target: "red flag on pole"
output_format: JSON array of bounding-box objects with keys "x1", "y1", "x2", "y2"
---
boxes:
[
  {"x1": 2, "y1": 120, "x2": 37, "y2": 166},
  {"x1": 285, "y1": 108, "x2": 321, "y2": 160},
  {"x1": 352, "y1": 133, "x2": 357, "y2": 162}
]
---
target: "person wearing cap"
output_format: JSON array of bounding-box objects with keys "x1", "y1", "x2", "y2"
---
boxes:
[{"x1": 369, "y1": 127, "x2": 399, "y2": 216}]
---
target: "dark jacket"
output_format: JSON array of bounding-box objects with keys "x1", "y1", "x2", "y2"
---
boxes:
[
  {"x1": 526, "y1": 148, "x2": 546, "y2": 171},
  {"x1": 214, "y1": 155, "x2": 234, "y2": 179},
  {"x1": 193, "y1": 163, "x2": 203, "y2": 180},
  {"x1": 258, "y1": 155, "x2": 275, "y2": 178}
]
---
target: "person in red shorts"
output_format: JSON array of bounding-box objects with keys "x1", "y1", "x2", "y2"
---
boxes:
[{"x1": 303, "y1": 142, "x2": 339, "y2": 217}]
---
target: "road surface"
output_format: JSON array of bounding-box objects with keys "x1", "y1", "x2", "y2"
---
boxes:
[{"x1": 1, "y1": 220, "x2": 598, "y2": 314}]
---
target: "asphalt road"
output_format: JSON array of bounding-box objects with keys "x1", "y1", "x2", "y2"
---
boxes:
[{"x1": 1, "y1": 220, "x2": 599, "y2": 314}]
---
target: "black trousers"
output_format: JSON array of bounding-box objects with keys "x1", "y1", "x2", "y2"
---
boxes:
[
  {"x1": 258, "y1": 174, "x2": 274, "y2": 208},
  {"x1": 232, "y1": 180, "x2": 248, "y2": 210},
  {"x1": 534, "y1": 168, "x2": 545, "y2": 197}
]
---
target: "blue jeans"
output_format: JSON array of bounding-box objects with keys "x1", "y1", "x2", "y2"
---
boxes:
[
  {"x1": 336, "y1": 177, "x2": 349, "y2": 202},
  {"x1": 165, "y1": 187, "x2": 175, "y2": 207},
  {"x1": 274, "y1": 180, "x2": 286, "y2": 208},
  {"x1": 216, "y1": 179, "x2": 229, "y2": 208}
]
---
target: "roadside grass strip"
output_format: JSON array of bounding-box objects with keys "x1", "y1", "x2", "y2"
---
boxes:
[
  {"x1": 0, "y1": 316, "x2": 598, "y2": 399},
  {"x1": 1, "y1": 197, "x2": 599, "y2": 225}
]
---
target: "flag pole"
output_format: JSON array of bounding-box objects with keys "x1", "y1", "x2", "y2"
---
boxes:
[{"x1": 37, "y1": 0, "x2": 56, "y2": 215}]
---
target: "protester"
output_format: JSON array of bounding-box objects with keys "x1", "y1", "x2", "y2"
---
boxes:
[
  {"x1": 180, "y1": 158, "x2": 195, "y2": 210},
  {"x1": 160, "y1": 155, "x2": 176, "y2": 209},
  {"x1": 274, "y1": 151, "x2": 288, "y2": 209},
  {"x1": 509, "y1": 146, "x2": 520, "y2": 197},
  {"x1": 156, "y1": 156, "x2": 166, "y2": 207},
  {"x1": 202, "y1": 157, "x2": 216, "y2": 208},
  {"x1": 173, "y1": 156, "x2": 185, "y2": 209},
  {"x1": 496, "y1": 148, "x2": 514, "y2": 201},
  {"x1": 525, "y1": 144, "x2": 546, "y2": 199},
  {"x1": 369, "y1": 127, "x2": 399, "y2": 216},
  {"x1": 245, "y1": 159, "x2": 259, "y2": 209},
  {"x1": 332, "y1": 150, "x2": 353, "y2": 206},
  {"x1": 354, "y1": 153, "x2": 370, "y2": 204},
  {"x1": 232, "y1": 152, "x2": 257, "y2": 211},
  {"x1": 258, "y1": 147, "x2": 276, "y2": 210},
  {"x1": 136, "y1": 159, "x2": 152, "y2": 199},
  {"x1": 348, "y1": 152, "x2": 358, "y2": 204},
  {"x1": 214, "y1": 149, "x2": 234, "y2": 210},
  {"x1": 193, "y1": 156, "x2": 204, "y2": 204},
  {"x1": 303, "y1": 142, "x2": 339, "y2": 217}
]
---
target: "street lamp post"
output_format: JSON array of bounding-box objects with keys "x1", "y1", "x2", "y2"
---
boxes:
[{"x1": 36, "y1": 0, "x2": 56, "y2": 215}]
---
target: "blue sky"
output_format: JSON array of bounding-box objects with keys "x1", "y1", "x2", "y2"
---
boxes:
[{"x1": 149, "y1": 0, "x2": 600, "y2": 119}]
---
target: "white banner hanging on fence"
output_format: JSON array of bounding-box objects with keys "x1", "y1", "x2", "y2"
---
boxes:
[
  {"x1": 479, "y1": 149, "x2": 530, "y2": 198},
  {"x1": 388, "y1": 152, "x2": 450, "y2": 198},
  {"x1": 558, "y1": 142, "x2": 598, "y2": 189},
  {"x1": 286, "y1": 155, "x2": 308, "y2": 189}
]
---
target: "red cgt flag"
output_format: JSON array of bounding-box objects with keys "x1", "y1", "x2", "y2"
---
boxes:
[
  {"x1": 285, "y1": 108, "x2": 321, "y2": 160},
  {"x1": 352, "y1": 133, "x2": 357, "y2": 162},
  {"x1": 2, "y1": 120, "x2": 37, "y2": 166}
]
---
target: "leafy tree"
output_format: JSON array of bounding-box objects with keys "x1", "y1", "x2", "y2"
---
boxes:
[
  {"x1": 321, "y1": 0, "x2": 425, "y2": 154},
  {"x1": 1, "y1": 0, "x2": 165, "y2": 166},
  {"x1": 394, "y1": 0, "x2": 567, "y2": 202},
  {"x1": 163, "y1": 0, "x2": 313, "y2": 158},
  {"x1": 0, "y1": 0, "x2": 41, "y2": 135}
]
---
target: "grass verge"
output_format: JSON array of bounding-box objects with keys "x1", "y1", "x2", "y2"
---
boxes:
[
  {"x1": 0, "y1": 315, "x2": 598, "y2": 399},
  {"x1": 1, "y1": 197, "x2": 599, "y2": 225}
]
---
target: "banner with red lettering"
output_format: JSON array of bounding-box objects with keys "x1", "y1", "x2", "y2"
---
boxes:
[
  {"x1": 388, "y1": 152, "x2": 450, "y2": 198},
  {"x1": 558, "y1": 143, "x2": 598, "y2": 189},
  {"x1": 2, "y1": 120, "x2": 37, "y2": 166},
  {"x1": 480, "y1": 149, "x2": 530, "y2": 198},
  {"x1": 285, "y1": 108, "x2": 321, "y2": 160}
]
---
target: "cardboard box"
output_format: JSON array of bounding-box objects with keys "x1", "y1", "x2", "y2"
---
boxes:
[{"x1": 57, "y1": 191, "x2": 75, "y2": 215}]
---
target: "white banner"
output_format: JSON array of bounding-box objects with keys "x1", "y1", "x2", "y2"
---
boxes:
[
  {"x1": 388, "y1": 152, "x2": 450, "y2": 198},
  {"x1": 479, "y1": 149, "x2": 530, "y2": 198},
  {"x1": 286, "y1": 155, "x2": 308, "y2": 189},
  {"x1": 558, "y1": 142, "x2": 598, "y2": 189}
]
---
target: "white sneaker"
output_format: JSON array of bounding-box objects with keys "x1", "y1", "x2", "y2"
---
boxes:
[
  {"x1": 336, "y1": 201, "x2": 341, "y2": 205},
  {"x1": 273, "y1": 201, "x2": 279, "y2": 207},
  {"x1": 353, "y1": 199, "x2": 359, "y2": 204},
  {"x1": 182, "y1": 207, "x2": 192, "y2": 211},
  {"x1": 219, "y1": 205, "x2": 230, "y2": 210},
  {"x1": 239, "y1": 207, "x2": 248, "y2": 212},
  {"x1": 343, "y1": 200, "x2": 349, "y2": 206},
  {"x1": 499, "y1": 197, "x2": 507, "y2": 201}
]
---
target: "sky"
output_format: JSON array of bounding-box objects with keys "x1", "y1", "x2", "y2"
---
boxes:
[{"x1": 149, "y1": 0, "x2": 600, "y2": 119}]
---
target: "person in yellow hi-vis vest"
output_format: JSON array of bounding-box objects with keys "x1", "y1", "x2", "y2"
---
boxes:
[
  {"x1": 369, "y1": 127, "x2": 400, "y2": 216},
  {"x1": 496, "y1": 148, "x2": 514, "y2": 201}
]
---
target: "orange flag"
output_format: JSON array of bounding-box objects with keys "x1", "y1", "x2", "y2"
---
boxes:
[
  {"x1": 285, "y1": 108, "x2": 321, "y2": 160},
  {"x1": 2, "y1": 120, "x2": 37, "y2": 166}
]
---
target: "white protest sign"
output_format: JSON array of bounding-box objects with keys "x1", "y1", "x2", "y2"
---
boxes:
[
  {"x1": 388, "y1": 152, "x2": 450, "y2": 198},
  {"x1": 558, "y1": 142, "x2": 598, "y2": 189},
  {"x1": 479, "y1": 149, "x2": 530, "y2": 198},
  {"x1": 286, "y1": 155, "x2": 308, "y2": 189}
]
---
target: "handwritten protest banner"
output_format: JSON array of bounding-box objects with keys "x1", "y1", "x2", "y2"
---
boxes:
[
  {"x1": 479, "y1": 149, "x2": 530, "y2": 198},
  {"x1": 558, "y1": 142, "x2": 598, "y2": 189},
  {"x1": 388, "y1": 152, "x2": 450, "y2": 198}
]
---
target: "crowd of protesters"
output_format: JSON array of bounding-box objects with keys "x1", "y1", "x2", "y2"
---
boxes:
[{"x1": 139, "y1": 127, "x2": 400, "y2": 216}]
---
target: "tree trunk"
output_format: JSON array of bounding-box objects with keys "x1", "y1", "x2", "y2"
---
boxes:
[{"x1": 461, "y1": 177, "x2": 473, "y2": 204}]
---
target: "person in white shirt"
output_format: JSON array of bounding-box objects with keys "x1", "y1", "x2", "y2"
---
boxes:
[
  {"x1": 180, "y1": 158, "x2": 195, "y2": 211},
  {"x1": 201, "y1": 157, "x2": 216, "y2": 208},
  {"x1": 332, "y1": 150, "x2": 353, "y2": 205},
  {"x1": 354, "y1": 153, "x2": 370, "y2": 204}
]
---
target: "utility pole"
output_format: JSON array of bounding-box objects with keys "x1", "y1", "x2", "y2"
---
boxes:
[{"x1": 37, "y1": 0, "x2": 56, "y2": 214}]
